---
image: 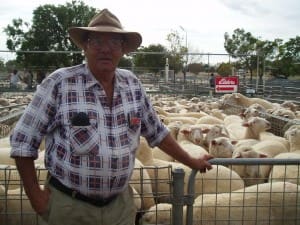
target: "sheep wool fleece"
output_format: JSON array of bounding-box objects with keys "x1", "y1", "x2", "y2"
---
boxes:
[{"x1": 39, "y1": 184, "x2": 136, "y2": 225}]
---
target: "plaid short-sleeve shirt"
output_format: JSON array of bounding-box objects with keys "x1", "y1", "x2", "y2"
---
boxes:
[{"x1": 10, "y1": 64, "x2": 168, "y2": 198}]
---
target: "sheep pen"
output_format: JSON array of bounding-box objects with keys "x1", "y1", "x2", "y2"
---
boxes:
[{"x1": 1, "y1": 91, "x2": 300, "y2": 225}]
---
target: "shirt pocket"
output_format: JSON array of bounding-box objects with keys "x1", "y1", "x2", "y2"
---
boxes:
[
  {"x1": 127, "y1": 113, "x2": 141, "y2": 151},
  {"x1": 68, "y1": 122, "x2": 99, "y2": 155}
]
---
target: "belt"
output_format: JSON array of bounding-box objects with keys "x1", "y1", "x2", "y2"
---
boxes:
[{"x1": 49, "y1": 176, "x2": 118, "y2": 207}]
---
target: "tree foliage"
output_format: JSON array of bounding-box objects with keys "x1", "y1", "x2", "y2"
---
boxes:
[
  {"x1": 4, "y1": 0, "x2": 96, "y2": 71},
  {"x1": 188, "y1": 63, "x2": 204, "y2": 74},
  {"x1": 217, "y1": 62, "x2": 232, "y2": 76},
  {"x1": 274, "y1": 36, "x2": 300, "y2": 76},
  {"x1": 224, "y1": 28, "x2": 257, "y2": 80},
  {"x1": 166, "y1": 30, "x2": 186, "y2": 73},
  {"x1": 133, "y1": 44, "x2": 168, "y2": 74},
  {"x1": 225, "y1": 28, "x2": 299, "y2": 78}
]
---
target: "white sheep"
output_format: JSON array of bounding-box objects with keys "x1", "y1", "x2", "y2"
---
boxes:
[
  {"x1": 130, "y1": 185, "x2": 142, "y2": 210},
  {"x1": 142, "y1": 182, "x2": 300, "y2": 225},
  {"x1": 162, "y1": 115, "x2": 198, "y2": 125},
  {"x1": 208, "y1": 137, "x2": 237, "y2": 158},
  {"x1": 154, "y1": 106, "x2": 208, "y2": 119},
  {"x1": 259, "y1": 131, "x2": 290, "y2": 151},
  {"x1": 151, "y1": 121, "x2": 183, "y2": 162},
  {"x1": 0, "y1": 137, "x2": 11, "y2": 148},
  {"x1": 271, "y1": 107, "x2": 296, "y2": 119},
  {"x1": 203, "y1": 124, "x2": 230, "y2": 148},
  {"x1": 284, "y1": 124, "x2": 300, "y2": 151},
  {"x1": 140, "y1": 203, "x2": 174, "y2": 225},
  {"x1": 152, "y1": 146, "x2": 174, "y2": 162},
  {"x1": 0, "y1": 98, "x2": 10, "y2": 107},
  {"x1": 0, "y1": 165, "x2": 47, "y2": 190},
  {"x1": 209, "y1": 109, "x2": 226, "y2": 120},
  {"x1": 281, "y1": 100, "x2": 298, "y2": 112},
  {"x1": 220, "y1": 93, "x2": 275, "y2": 110},
  {"x1": 0, "y1": 147, "x2": 16, "y2": 165},
  {"x1": 223, "y1": 114, "x2": 244, "y2": 126},
  {"x1": 136, "y1": 137, "x2": 244, "y2": 202},
  {"x1": 234, "y1": 138, "x2": 260, "y2": 149},
  {"x1": 130, "y1": 158, "x2": 156, "y2": 210},
  {"x1": 231, "y1": 146, "x2": 268, "y2": 186},
  {"x1": 240, "y1": 103, "x2": 266, "y2": 120},
  {"x1": 0, "y1": 124, "x2": 12, "y2": 137},
  {"x1": 193, "y1": 164, "x2": 244, "y2": 197},
  {"x1": 0, "y1": 165, "x2": 22, "y2": 190},
  {"x1": 253, "y1": 140, "x2": 288, "y2": 158},
  {"x1": 196, "y1": 115, "x2": 224, "y2": 125},
  {"x1": 176, "y1": 125, "x2": 208, "y2": 157},
  {"x1": 135, "y1": 137, "x2": 189, "y2": 202},
  {"x1": 0, "y1": 184, "x2": 39, "y2": 225},
  {"x1": 193, "y1": 181, "x2": 300, "y2": 225},
  {"x1": 268, "y1": 151, "x2": 300, "y2": 185},
  {"x1": 231, "y1": 139, "x2": 288, "y2": 186},
  {"x1": 226, "y1": 116, "x2": 271, "y2": 140}
]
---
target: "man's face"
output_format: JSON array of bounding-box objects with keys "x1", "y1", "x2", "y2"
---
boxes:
[{"x1": 84, "y1": 32, "x2": 124, "y2": 74}]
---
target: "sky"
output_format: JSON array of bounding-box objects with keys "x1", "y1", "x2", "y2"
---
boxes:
[{"x1": 0, "y1": 0, "x2": 299, "y2": 63}]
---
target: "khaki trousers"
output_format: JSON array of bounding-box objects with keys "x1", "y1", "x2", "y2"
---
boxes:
[{"x1": 39, "y1": 183, "x2": 137, "y2": 225}]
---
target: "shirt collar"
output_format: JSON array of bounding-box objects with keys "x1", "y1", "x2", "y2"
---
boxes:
[
  {"x1": 84, "y1": 64, "x2": 99, "y2": 89},
  {"x1": 84, "y1": 64, "x2": 129, "y2": 91}
]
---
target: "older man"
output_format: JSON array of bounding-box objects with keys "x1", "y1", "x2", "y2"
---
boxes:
[{"x1": 10, "y1": 8, "x2": 213, "y2": 225}]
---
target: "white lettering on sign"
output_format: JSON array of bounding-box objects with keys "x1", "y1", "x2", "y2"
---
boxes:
[{"x1": 218, "y1": 78, "x2": 236, "y2": 85}]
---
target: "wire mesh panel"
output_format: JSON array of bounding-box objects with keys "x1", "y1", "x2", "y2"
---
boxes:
[
  {"x1": 222, "y1": 102, "x2": 300, "y2": 137},
  {"x1": 0, "y1": 166, "x2": 47, "y2": 225},
  {"x1": 0, "y1": 165, "x2": 174, "y2": 225},
  {"x1": 186, "y1": 159, "x2": 300, "y2": 225},
  {"x1": 1, "y1": 161, "x2": 300, "y2": 225},
  {"x1": 191, "y1": 182, "x2": 300, "y2": 225}
]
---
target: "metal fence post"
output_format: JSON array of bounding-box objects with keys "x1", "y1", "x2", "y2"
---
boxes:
[
  {"x1": 172, "y1": 167, "x2": 185, "y2": 225},
  {"x1": 185, "y1": 170, "x2": 198, "y2": 225}
]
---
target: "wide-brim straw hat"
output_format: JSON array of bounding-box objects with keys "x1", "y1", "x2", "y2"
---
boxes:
[{"x1": 68, "y1": 8, "x2": 142, "y2": 54}]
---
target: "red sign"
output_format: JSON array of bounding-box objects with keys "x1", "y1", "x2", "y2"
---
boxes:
[{"x1": 215, "y1": 76, "x2": 239, "y2": 93}]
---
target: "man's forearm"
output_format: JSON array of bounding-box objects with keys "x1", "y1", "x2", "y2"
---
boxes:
[{"x1": 14, "y1": 157, "x2": 41, "y2": 198}]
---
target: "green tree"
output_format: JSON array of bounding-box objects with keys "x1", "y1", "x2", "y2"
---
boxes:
[
  {"x1": 4, "y1": 0, "x2": 96, "y2": 71},
  {"x1": 188, "y1": 63, "x2": 204, "y2": 74},
  {"x1": 217, "y1": 62, "x2": 232, "y2": 76},
  {"x1": 275, "y1": 36, "x2": 300, "y2": 77},
  {"x1": 166, "y1": 30, "x2": 186, "y2": 81},
  {"x1": 224, "y1": 28, "x2": 257, "y2": 81},
  {"x1": 119, "y1": 56, "x2": 133, "y2": 69},
  {"x1": 133, "y1": 44, "x2": 168, "y2": 74},
  {"x1": 0, "y1": 58, "x2": 5, "y2": 72}
]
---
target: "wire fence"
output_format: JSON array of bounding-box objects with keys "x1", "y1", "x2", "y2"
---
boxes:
[{"x1": 1, "y1": 160, "x2": 300, "y2": 225}]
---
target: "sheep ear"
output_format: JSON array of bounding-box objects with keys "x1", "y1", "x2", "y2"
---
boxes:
[
  {"x1": 231, "y1": 140, "x2": 238, "y2": 145},
  {"x1": 211, "y1": 140, "x2": 217, "y2": 145},
  {"x1": 180, "y1": 128, "x2": 191, "y2": 135},
  {"x1": 259, "y1": 153, "x2": 268, "y2": 158},
  {"x1": 202, "y1": 128, "x2": 210, "y2": 134},
  {"x1": 233, "y1": 152, "x2": 241, "y2": 158},
  {"x1": 239, "y1": 112, "x2": 245, "y2": 118},
  {"x1": 242, "y1": 121, "x2": 250, "y2": 127},
  {"x1": 233, "y1": 93, "x2": 239, "y2": 99},
  {"x1": 221, "y1": 127, "x2": 230, "y2": 136}
]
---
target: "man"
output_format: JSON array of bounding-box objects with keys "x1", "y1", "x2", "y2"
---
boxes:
[
  {"x1": 209, "y1": 73, "x2": 215, "y2": 88},
  {"x1": 8, "y1": 69, "x2": 19, "y2": 89},
  {"x1": 10, "y1": 8, "x2": 213, "y2": 225}
]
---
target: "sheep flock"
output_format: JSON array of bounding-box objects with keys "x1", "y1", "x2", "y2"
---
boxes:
[{"x1": 1, "y1": 92, "x2": 300, "y2": 225}]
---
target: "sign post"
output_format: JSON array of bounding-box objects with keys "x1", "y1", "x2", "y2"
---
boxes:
[{"x1": 215, "y1": 76, "x2": 239, "y2": 93}]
